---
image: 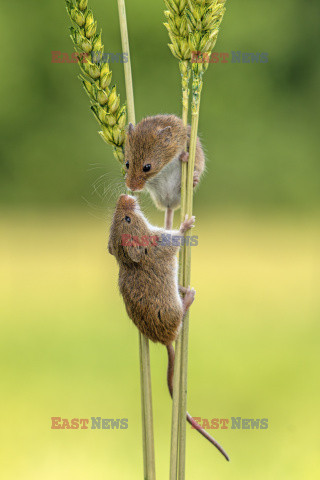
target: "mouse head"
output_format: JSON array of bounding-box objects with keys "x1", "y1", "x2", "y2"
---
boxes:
[
  {"x1": 124, "y1": 117, "x2": 186, "y2": 192},
  {"x1": 108, "y1": 194, "x2": 150, "y2": 264}
]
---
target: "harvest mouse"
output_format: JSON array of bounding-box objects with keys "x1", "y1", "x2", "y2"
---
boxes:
[
  {"x1": 108, "y1": 194, "x2": 229, "y2": 461},
  {"x1": 124, "y1": 115, "x2": 205, "y2": 220}
]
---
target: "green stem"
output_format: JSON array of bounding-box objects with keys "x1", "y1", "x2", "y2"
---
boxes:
[
  {"x1": 117, "y1": 0, "x2": 135, "y2": 125},
  {"x1": 178, "y1": 71, "x2": 203, "y2": 480},
  {"x1": 169, "y1": 60, "x2": 191, "y2": 480},
  {"x1": 141, "y1": 335, "x2": 156, "y2": 480},
  {"x1": 139, "y1": 334, "x2": 148, "y2": 478},
  {"x1": 169, "y1": 335, "x2": 182, "y2": 480},
  {"x1": 180, "y1": 61, "x2": 190, "y2": 222},
  {"x1": 117, "y1": 2, "x2": 156, "y2": 478}
]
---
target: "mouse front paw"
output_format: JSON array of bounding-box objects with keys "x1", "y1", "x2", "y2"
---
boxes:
[{"x1": 180, "y1": 214, "x2": 195, "y2": 234}]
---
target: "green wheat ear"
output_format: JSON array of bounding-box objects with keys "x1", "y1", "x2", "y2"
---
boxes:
[
  {"x1": 186, "y1": 0, "x2": 227, "y2": 75},
  {"x1": 164, "y1": 0, "x2": 190, "y2": 61},
  {"x1": 66, "y1": 0, "x2": 126, "y2": 166},
  {"x1": 164, "y1": 0, "x2": 191, "y2": 83}
]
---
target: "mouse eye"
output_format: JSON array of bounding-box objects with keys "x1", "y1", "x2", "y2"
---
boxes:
[
  {"x1": 125, "y1": 161, "x2": 129, "y2": 169},
  {"x1": 125, "y1": 216, "x2": 131, "y2": 223},
  {"x1": 143, "y1": 164, "x2": 151, "y2": 172}
]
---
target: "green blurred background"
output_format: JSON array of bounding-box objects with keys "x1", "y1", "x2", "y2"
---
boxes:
[{"x1": 1, "y1": 0, "x2": 319, "y2": 478}]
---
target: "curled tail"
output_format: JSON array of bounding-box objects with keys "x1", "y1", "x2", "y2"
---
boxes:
[{"x1": 166, "y1": 344, "x2": 230, "y2": 462}]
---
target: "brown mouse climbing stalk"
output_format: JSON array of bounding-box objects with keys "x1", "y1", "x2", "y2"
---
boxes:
[
  {"x1": 125, "y1": 114, "x2": 191, "y2": 232},
  {"x1": 108, "y1": 195, "x2": 229, "y2": 460},
  {"x1": 124, "y1": 114, "x2": 205, "y2": 214}
]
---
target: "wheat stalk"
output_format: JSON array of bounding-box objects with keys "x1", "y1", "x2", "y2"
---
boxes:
[
  {"x1": 65, "y1": 0, "x2": 126, "y2": 167},
  {"x1": 165, "y1": 1, "x2": 228, "y2": 478},
  {"x1": 117, "y1": 2, "x2": 156, "y2": 479},
  {"x1": 180, "y1": 2, "x2": 228, "y2": 478},
  {"x1": 163, "y1": 4, "x2": 190, "y2": 479}
]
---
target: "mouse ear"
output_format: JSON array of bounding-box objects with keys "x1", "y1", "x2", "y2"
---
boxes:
[
  {"x1": 125, "y1": 244, "x2": 144, "y2": 263},
  {"x1": 157, "y1": 126, "x2": 172, "y2": 143},
  {"x1": 128, "y1": 123, "x2": 135, "y2": 135},
  {"x1": 108, "y1": 235, "x2": 114, "y2": 256}
]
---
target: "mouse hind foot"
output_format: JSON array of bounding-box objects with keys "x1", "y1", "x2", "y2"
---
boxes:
[
  {"x1": 193, "y1": 171, "x2": 200, "y2": 188},
  {"x1": 182, "y1": 286, "x2": 196, "y2": 315},
  {"x1": 179, "y1": 285, "x2": 188, "y2": 295},
  {"x1": 179, "y1": 151, "x2": 189, "y2": 163}
]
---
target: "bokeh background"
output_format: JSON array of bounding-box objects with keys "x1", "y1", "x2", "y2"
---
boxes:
[{"x1": 1, "y1": 0, "x2": 319, "y2": 478}]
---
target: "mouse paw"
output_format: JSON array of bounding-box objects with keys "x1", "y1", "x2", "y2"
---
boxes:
[
  {"x1": 179, "y1": 151, "x2": 189, "y2": 163},
  {"x1": 180, "y1": 214, "x2": 195, "y2": 234},
  {"x1": 179, "y1": 285, "x2": 188, "y2": 295},
  {"x1": 182, "y1": 286, "x2": 196, "y2": 313},
  {"x1": 193, "y1": 172, "x2": 200, "y2": 188}
]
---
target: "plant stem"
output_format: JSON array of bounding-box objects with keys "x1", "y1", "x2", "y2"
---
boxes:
[
  {"x1": 117, "y1": 2, "x2": 156, "y2": 478},
  {"x1": 169, "y1": 335, "x2": 181, "y2": 480},
  {"x1": 141, "y1": 335, "x2": 156, "y2": 480},
  {"x1": 180, "y1": 61, "x2": 191, "y2": 222},
  {"x1": 178, "y1": 72, "x2": 203, "y2": 480},
  {"x1": 139, "y1": 334, "x2": 148, "y2": 478},
  {"x1": 169, "y1": 60, "x2": 191, "y2": 480},
  {"x1": 117, "y1": 0, "x2": 135, "y2": 125}
]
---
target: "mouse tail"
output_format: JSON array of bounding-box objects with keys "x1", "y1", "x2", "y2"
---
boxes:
[{"x1": 166, "y1": 344, "x2": 230, "y2": 462}]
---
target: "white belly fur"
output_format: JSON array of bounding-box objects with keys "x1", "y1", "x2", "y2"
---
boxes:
[{"x1": 146, "y1": 156, "x2": 181, "y2": 210}]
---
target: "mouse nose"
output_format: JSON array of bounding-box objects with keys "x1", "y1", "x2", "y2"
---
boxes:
[
  {"x1": 126, "y1": 183, "x2": 137, "y2": 193},
  {"x1": 126, "y1": 177, "x2": 142, "y2": 193},
  {"x1": 118, "y1": 194, "x2": 136, "y2": 209}
]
